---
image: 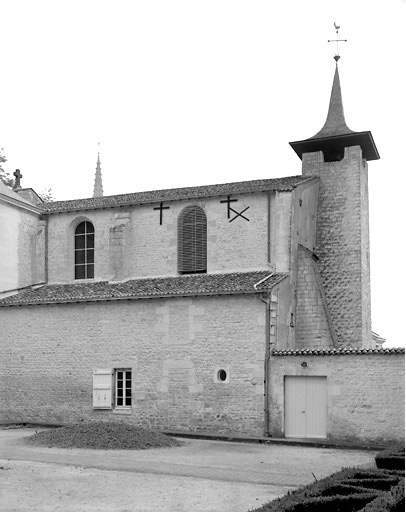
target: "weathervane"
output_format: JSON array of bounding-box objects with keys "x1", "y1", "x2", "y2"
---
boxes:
[{"x1": 328, "y1": 22, "x2": 347, "y2": 62}]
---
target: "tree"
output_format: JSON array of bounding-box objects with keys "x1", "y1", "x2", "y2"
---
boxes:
[
  {"x1": 38, "y1": 188, "x2": 55, "y2": 202},
  {"x1": 0, "y1": 148, "x2": 14, "y2": 187}
]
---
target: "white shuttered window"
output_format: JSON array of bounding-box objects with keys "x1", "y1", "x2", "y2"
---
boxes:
[
  {"x1": 178, "y1": 206, "x2": 207, "y2": 274},
  {"x1": 93, "y1": 369, "x2": 113, "y2": 409}
]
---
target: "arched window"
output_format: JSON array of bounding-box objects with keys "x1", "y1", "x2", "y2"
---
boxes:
[
  {"x1": 74, "y1": 221, "x2": 95, "y2": 279},
  {"x1": 178, "y1": 206, "x2": 207, "y2": 274}
]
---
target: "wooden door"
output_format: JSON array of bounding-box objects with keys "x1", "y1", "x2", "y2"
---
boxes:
[{"x1": 284, "y1": 376, "x2": 327, "y2": 438}]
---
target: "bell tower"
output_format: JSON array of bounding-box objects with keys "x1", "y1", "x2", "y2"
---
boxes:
[{"x1": 290, "y1": 55, "x2": 379, "y2": 348}]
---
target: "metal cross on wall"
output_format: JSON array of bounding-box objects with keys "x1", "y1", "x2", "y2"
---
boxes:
[
  {"x1": 153, "y1": 202, "x2": 170, "y2": 225},
  {"x1": 220, "y1": 195, "x2": 250, "y2": 223}
]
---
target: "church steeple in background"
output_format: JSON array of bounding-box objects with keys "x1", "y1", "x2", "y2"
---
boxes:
[{"x1": 93, "y1": 151, "x2": 104, "y2": 198}]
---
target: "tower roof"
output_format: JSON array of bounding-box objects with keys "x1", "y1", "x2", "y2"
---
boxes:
[
  {"x1": 93, "y1": 153, "x2": 104, "y2": 198},
  {"x1": 290, "y1": 62, "x2": 379, "y2": 161},
  {"x1": 311, "y1": 63, "x2": 354, "y2": 139}
]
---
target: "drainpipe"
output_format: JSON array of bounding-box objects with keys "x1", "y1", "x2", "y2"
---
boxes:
[
  {"x1": 44, "y1": 215, "x2": 49, "y2": 283},
  {"x1": 260, "y1": 292, "x2": 271, "y2": 437}
]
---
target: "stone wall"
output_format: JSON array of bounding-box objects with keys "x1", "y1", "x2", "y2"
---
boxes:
[
  {"x1": 302, "y1": 146, "x2": 372, "y2": 348},
  {"x1": 0, "y1": 199, "x2": 44, "y2": 293},
  {"x1": 46, "y1": 192, "x2": 273, "y2": 283},
  {"x1": 268, "y1": 351, "x2": 405, "y2": 444},
  {"x1": 0, "y1": 202, "x2": 19, "y2": 292},
  {"x1": 0, "y1": 294, "x2": 267, "y2": 435},
  {"x1": 295, "y1": 245, "x2": 335, "y2": 349}
]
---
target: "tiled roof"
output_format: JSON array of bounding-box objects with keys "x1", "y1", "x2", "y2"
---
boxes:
[
  {"x1": 40, "y1": 175, "x2": 316, "y2": 214},
  {"x1": 272, "y1": 348, "x2": 405, "y2": 356},
  {"x1": 0, "y1": 271, "x2": 287, "y2": 307}
]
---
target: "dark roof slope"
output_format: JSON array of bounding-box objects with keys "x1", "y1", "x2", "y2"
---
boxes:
[
  {"x1": 0, "y1": 271, "x2": 287, "y2": 307},
  {"x1": 40, "y1": 175, "x2": 316, "y2": 214}
]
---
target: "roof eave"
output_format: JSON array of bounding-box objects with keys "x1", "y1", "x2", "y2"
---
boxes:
[
  {"x1": 0, "y1": 273, "x2": 289, "y2": 307},
  {"x1": 290, "y1": 131, "x2": 380, "y2": 162}
]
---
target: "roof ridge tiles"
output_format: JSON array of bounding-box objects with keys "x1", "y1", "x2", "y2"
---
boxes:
[
  {"x1": 40, "y1": 175, "x2": 317, "y2": 213},
  {"x1": 272, "y1": 347, "x2": 405, "y2": 355}
]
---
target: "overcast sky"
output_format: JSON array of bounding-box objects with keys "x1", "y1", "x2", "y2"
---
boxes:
[{"x1": 0, "y1": 1, "x2": 405, "y2": 346}]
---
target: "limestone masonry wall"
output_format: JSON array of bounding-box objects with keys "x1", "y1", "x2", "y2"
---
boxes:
[
  {"x1": 0, "y1": 203, "x2": 19, "y2": 292},
  {"x1": 295, "y1": 246, "x2": 335, "y2": 349},
  {"x1": 302, "y1": 146, "x2": 372, "y2": 348},
  {"x1": 46, "y1": 193, "x2": 270, "y2": 282},
  {"x1": 269, "y1": 352, "x2": 405, "y2": 444},
  {"x1": 0, "y1": 295, "x2": 266, "y2": 435},
  {"x1": 0, "y1": 202, "x2": 44, "y2": 293}
]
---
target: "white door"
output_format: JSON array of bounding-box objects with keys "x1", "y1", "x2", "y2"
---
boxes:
[{"x1": 284, "y1": 376, "x2": 327, "y2": 438}]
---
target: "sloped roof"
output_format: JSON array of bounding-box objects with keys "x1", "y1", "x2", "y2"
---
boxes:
[
  {"x1": 0, "y1": 271, "x2": 287, "y2": 307},
  {"x1": 0, "y1": 181, "x2": 39, "y2": 207},
  {"x1": 290, "y1": 64, "x2": 379, "y2": 161},
  {"x1": 40, "y1": 175, "x2": 316, "y2": 214},
  {"x1": 310, "y1": 63, "x2": 354, "y2": 139},
  {"x1": 272, "y1": 348, "x2": 405, "y2": 356}
]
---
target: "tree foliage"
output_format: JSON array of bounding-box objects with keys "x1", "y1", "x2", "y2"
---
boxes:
[
  {"x1": 38, "y1": 187, "x2": 55, "y2": 202},
  {"x1": 0, "y1": 147, "x2": 56, "y2": 201},
  {"x1": 0, "y1": 148, "x2": 14, "y2": 187}
]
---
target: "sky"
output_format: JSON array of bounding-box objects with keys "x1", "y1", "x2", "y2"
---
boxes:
[{"x1": 0, "y1": 0, "x2": 405, "y2": 347}]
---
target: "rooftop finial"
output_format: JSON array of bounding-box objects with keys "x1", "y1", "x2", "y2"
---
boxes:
[{"x1": 328, "y1": 22, "x2": 347, "y2": 61}]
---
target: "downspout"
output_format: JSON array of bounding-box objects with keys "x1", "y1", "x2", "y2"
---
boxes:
[
  {"x1": 260, "y1": 292, "x2": 271, "y2": 437},
  {"x1": 259, "y1": 190, "x2": 272, "y2": 437},
  {"x1": 44, "y1": 215, "x2": 49, "y2": 283}
]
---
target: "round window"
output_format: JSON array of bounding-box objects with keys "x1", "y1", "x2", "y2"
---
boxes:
[{"x1": 217, "y1": 369, "x2": 227, "y2": 382}]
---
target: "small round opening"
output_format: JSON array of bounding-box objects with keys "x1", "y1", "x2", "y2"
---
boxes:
[{"x1": 217, "y1": 369, "x2": 227, "y2": 382}]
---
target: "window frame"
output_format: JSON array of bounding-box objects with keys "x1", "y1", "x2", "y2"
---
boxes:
[
  {"x1": 114, "y1": 368, "x2": 132, "y2": 409},
  {"x1": 74, "y1": 220, "x2": 95, "y2": 280}
]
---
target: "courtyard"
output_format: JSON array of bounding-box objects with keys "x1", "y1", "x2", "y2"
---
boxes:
[{"x1": 0, "y1": 427, "x2": 377, "y2": 511}]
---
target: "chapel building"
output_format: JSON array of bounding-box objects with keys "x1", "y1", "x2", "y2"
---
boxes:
[{"x1": 0, "y1": 60, "x2": 404, "y2": 443}]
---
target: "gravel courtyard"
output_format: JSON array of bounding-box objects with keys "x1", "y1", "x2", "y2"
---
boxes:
[{"x1": 0, "y1": 428, "x2": 377, "y2": 512}]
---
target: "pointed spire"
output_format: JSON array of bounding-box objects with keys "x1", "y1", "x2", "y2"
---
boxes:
[
  {"x1": 93, "y1": 152, "x2": 104, "y2": 198},
  {"x1": 310, "y1": 63, "x2": 355, "y2": 139},
  {"x1": 289, "y1": 61, "x2": 379, "y2": 162}
]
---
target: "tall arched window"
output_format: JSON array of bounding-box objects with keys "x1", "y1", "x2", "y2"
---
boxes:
[
  {"x1": 178, "y1": 206, "x2": 207, "y2": 274},
  {"x1": 74, "y1": 221, "x2": 95, "y2": 279}
]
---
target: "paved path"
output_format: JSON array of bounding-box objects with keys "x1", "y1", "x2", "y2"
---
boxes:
[{"x1": 0, "y1": 428, "x2": 378, "y2": 512}]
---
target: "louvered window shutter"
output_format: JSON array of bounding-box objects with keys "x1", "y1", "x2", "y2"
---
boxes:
[
  {"x1": 93, "y1": 369, "x2": 113, "y2": 409},
  {"x1": 178, "y1": 206, "x2": 207, "y2": 274}
]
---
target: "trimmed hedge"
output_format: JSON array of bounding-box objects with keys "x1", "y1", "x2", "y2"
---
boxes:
[
  {"x1": 375, "y1": 446, "x2": 405, "y2": 471},
  {"x1": 251, "y1": 444, "x2": 405, "y2": 512},
  {"x1": 251, "y1": 468, "x2": 384, "y2": 512},
  {"x1": 319, "y1": 484, "x2": 378, "y2": 496},
  {"x1": 251, "y1": 467, "x2": 404, "y2": 512},
  {"x1": 361, "y1": 478, "x2": 405, "y2": 511},
  {"x1": 344, "y1": 478, "x2": 400, "y2": 491},
  {"x1": 285, "y1": 493, "x2": 380, "y2": 512}
]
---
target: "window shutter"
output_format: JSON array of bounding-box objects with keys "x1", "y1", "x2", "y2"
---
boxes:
[
  {"x1": 178, "y1": 206, "x2": 207, "y2": 274},
  {"x1": 93, "y1": 369, "x2": 113, "y2": 409}
]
